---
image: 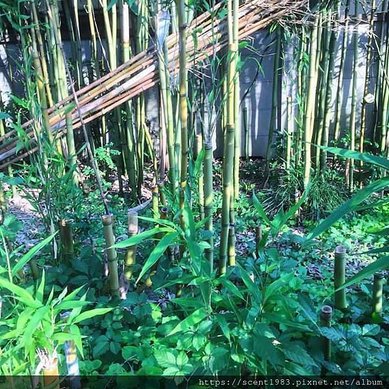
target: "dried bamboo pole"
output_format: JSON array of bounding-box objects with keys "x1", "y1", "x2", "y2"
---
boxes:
[{"x1": 0, "y1": 0, "x2": 309, "y2": 168}]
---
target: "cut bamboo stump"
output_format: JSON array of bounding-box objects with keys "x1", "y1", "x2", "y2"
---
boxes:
[
  {"x1": 58, "y1": 219, "x2": 74, "y2": 262},
  {"x1": 102, "y1": 214, "x2": 120, "y2": 297},
  {"x1": 320, "y1": 305, "x2": 333, "y2": 363},
  {"x1": 334, "y1": 245, "x2": 347, "y2": 310}
]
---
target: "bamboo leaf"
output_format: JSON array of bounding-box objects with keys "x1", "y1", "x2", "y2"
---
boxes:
[
  {"x1": 321, "y1": 147, "x2": 389, "y2": 170},
  {"x1": 361, "y1": 246, "x2": 389, "y2": 255},
  {"x1": 337, "y1": 256, "x2": 389, "y2": 291},
  {"x1": 54, "y1": 300, "x2": 91, "y2": 313},
  {"x1": 138, "y1": 216, "x2": 182, "y2": 234},
  {"x1": 71, "y1": 308, "x2": 113, "y2": 325},
  {"x1": 238, "y1": 266, "x2": 262, "y2": 305},
  {"x1": 135, "y1": 232, "x2": 178, "y2": 284},
  {"x1": 218, "y1": 277, "x2": 245, "y2": 301},
  {"x1": 0, "y1": 277, "x2": 41, "y2": 308},
  {"x1": 168, "y1": 308, "x2": 208, "y2": 336},
  {"x1": 12, "y1": 233, "x2": 56, "y2": 276},
  {"x1": 306, "y1": 177, "x2": 389, "y2": 242},
  {"x1": 63, "y1": 285, "x2": 86, "y2": 302},
  {"x1": 112, "y1": 227, "x2": 171, "y2": 248},
  {"x1": 35, "y1": 270, "x2": 45, "y2": 303},
  {"x1": 252, "y1": 192, "x2": 271, "y2": 226},
  {"x1": 23, "y1": 306, "x2": 50, "y2": 356}
]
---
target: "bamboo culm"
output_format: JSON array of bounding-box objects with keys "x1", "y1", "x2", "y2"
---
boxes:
[
  {"x1": 320, "y1": 305, "x2": 333, "y2": 362},
  {"x1": 102, "y1": 214, "x2": 120, "y2": 297},
  {"x1": 334, "y1": 245, "x2": 347, "y2": 310}
]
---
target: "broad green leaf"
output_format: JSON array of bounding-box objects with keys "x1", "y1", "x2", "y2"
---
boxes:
[
  {"x1": 54, "y1": 300, "x2": 91, "y2": 313},
  {"x1": 264, "y1": 274, "x2": 294, "y2": 303},
  {"x1": 136, "y1": 232, "x2": 178, "y2": 284},
  {"x1": 168, "y1": 308, "x2": 208, "y2": 336},
  {"x1": 284, "y1": 344, "x2": 317, "y2": 367},
  {"x1": 265, "y1": 313, "x2": 310, "y2": 331},
  {"x1": 182, "y1": 203, "x2": 196, "y2": 240},
  {"x1": 361, "y1": 246, "x2": 389, "y2": 255},
  {"x1": 63, "y1": 285, "x2": 86, "y2": 301},
  {"x1": 69, "y1": 324, "x2": 84, "y2": 358},
  {"x1": 216, "y1": 314, "x2": 231, "y2": 342},
  {"x1": 0, "y1": 278, "x2": 41, "y2": 308},
  {"x1": 52, "y1": 332, "x2": 82, "y2": 345},
  {"x1": 252, "y1": 192, "x2": 271, "y2": 226},
  {"x1": 218, "y1": 277, "x2": 245, "y2": 301},
  {"x1": 337, "y1": 256, "x2": 389, "y2": 290},
  {"x1": 138, "y1": 216, "x2": 182, "y2": 233},
  {"x1": 238, "y1": 266, "x2": 262, "y2": 305},
  {"x1": 154, "y1": 349, "x2": 177, "y2": 368},
  {"x1": 112, "y1": 227, "x2": 172, "y2": 248},
  {"x1": 23, "y1": 306, "x2": 50, "y2": 356},
  {"x1": 254, "y1": 336, "x2": 285, "y2": 368},
  {"x1": 321, "y1": 147, "x2": 389, "y2": 170},
  {"x1": 306, "y1": 177, "x2": 389, "y2": 242},
  {"x1": 71, "y1": 308, "x2": 113, "y2": 324},
  {"x1": 36, "y1": 270, "x2": 45, "y2": 303},
  {"x1": 12, "y1": 233, "x2": 56, "y2": 276}
]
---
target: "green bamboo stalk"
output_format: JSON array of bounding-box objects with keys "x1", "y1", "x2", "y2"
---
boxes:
[
  {"x1": 303, "y1": 15, "x2": 319, "y2": 188},
  {"x1": 58, "y1": 219, "x2": 74, "y2": 262},
  {"x1": 320, "y1": 305, "x2": 332, "y2": 362},
  {"x1": 265, "y1": 26, "x2": 282, "y2": 169},
  {"x1": 30, "y1": 26, "x2": 52, "y2": 148},
  {"x1": 102, "y1": 0, "x2": 125, "y2": 194},
  {"x1": 348, "y1": 14, "x2": 359, "y2": 191},
  {"x1": 121, "y1": 0, "x2": 137, "y2": 196},
  {"x1": 286, "y1": 96, "x2": 293, "y2": 170},
  {"x1": 31, "y1": 2, "x2": 53, "y2": 107},
  {"x1": 334, "y1": 245, "x2": 347, "y2": 310},
  {"x1": 124, "y1": 211, "x2": 138, "y2": 281},
  {"x1": 320, "y1": 9, "x2": 337, "y2": 171},
  {"x1": 372, "y1": 273, "x2": 385, "y2": 321},
  {"x1": 178, "y1": 0, "x2": 188, "y2": 230},
  {"x1": 379, "y1": 12, "x2": 389, "y2": 155},
  {"x1": 315, "y1": 11, "x2": 330, "y2": 169},
  {"x1": 295, "y1": 29, "x2": 308, "y2": 167},
  {"x1": 204, "y1": 141, "x2": 214, "y2": 270},
  {"x1": 195, "y1": 132, "x2": 205, "y2": 220},
  {"x1": 359, "y1": 0, "x2": 376, "y2": 163},
  {"x1": 62, "y1": 1, "x2": 80, "y2": 89},
  {"x1": 46, "y1": 0, "x2": 77, "y2": 177},
  {"x1": 233, "y1": 0, "x2": 240, "y2": 200},
  {"x1": 219, "y1": 0, "x2": 236, "y2": 274},
  {"x1": 102, "y1": 214, "x2": 120, "y2": 297},
  {"x1": 243, "y1": 105, "x2": 249, "y2": 159},
  {"x1": 333, "y1": 0, "x2": 350, "y2": 142},
  {"x1": 156, "y1": 8, "x2": 176, "y2": 189},
  {"x1": 374, "y1": 1, "x2": 388, "y2": 154}
]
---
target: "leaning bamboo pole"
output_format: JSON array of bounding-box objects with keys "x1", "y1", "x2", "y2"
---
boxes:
[{"x1": 0, "y1": 0, "x2": 309, "y2": 169}]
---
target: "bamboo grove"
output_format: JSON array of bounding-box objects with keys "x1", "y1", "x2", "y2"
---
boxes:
[{"x1": 0, "y1": 0, "x2": 388, "y2": 281}]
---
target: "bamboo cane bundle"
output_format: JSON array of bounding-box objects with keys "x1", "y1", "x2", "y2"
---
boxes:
[{"x1": 0, "y1": 0, "x2": 308, "y2": 169}]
